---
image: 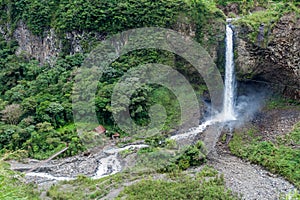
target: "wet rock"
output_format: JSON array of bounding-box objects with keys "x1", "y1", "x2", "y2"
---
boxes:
[
  {"x1": 10, "y1": 144, "x2": 150, "y2": 185},
  {"x1": 234, "y1": 13, "x2": 300, "y2": 100}
]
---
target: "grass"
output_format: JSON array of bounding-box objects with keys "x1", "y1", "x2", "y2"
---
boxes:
[
  {"x1": 265, "y1": 95, "x2": 300, "y2": 110},
  {"x1": 47, "y1": 173, "x2": 136, "y2": 199},
  {"x1": 229, "y1": 123, "x2": 300, "y2": 189},
  {"x1": 47, "y1": 166, "x2": 239, "y2": 200},
  {"x1": 277, "y1": 123, "x2": 300, "y2": 147},
  {"x1": 233, "y1": 2, "x2": 300, "y2": 45},
  {"x1": 116, "y1": 169, "x2": 238, "y2": 200},
  {"x1": 0, "y1": 161, "x2": 40, "y2": 200},
  {"x1": 281, "y1": 190, "x2": 300, "y2": 200}
]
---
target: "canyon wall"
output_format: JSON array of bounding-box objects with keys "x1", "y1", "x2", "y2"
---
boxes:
[{"x1": 234, "y1": 13, "x2": 299, "y2": 100}]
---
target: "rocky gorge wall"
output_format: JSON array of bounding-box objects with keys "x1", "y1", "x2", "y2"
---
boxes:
[
  {"x1": 0, "y1": 21, "x2": 108, "y2": 65},
  {"x1": 0, "y1": 17, "x2": 224, "y2": 65},
  {"x1": 1, "y1": 5, "x2": 298, "y2": 100},
  {"x1": 234, "y1": 13, "x2": 300, "y2": 100}
]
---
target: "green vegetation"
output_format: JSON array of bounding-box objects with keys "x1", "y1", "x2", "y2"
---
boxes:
[
  {"x1": 117, "y1": 173, "x2": 237, "y2": 200},
  {"x1": 229, "y1": 123, "x2": 300, "y2": 188},
  {"x1": 167, "y1": 141, "x2": 207, "y2": 171},
  {"x1": 47, "y1": 166, "x2": 238, "y2": 200},
  {"x1": 0, "y1": 160, "x2": 39, "y2": 199},
  {"x1": 135, "y1": 141, "x2": 207, "y2": 173},
  {"x1": 0, "y1": 0, "x2": 186, "y2": 36},
  {"x1": 0, "y1": 0, "x2": 227, "y2": 38},
  {"x1": 232, "y1": 1, "x2": 300, "y2": 45},
  {"x1": 0, "y1": 0, "x2": 299, "y2": 199},
  {"x1": 47, "y1": 173, "x2": 131, "y2": 199},
  {"x1": 0, "y1": 43, "x2": 86, "y2": 159},
  {"x1": 265, "y1": 95, "x2": 300, "y2": 110},
  {"x1": 0, "y1": 0, "x2": 227, "y2": 160},
  {"x1": 281, "y1": 190, "x2": 300, "y2": 200}
]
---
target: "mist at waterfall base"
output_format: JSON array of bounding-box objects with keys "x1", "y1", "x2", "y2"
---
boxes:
[
  {"x1": 176, "y1": 23, "x2": 269, "y2": 139},
  {"x1": 217, "y1": 23, "x2": 270, "y2": 128},
  {"x1": 234, "y1": 82, "x2": 271, "y2": 126},
  {"x1": 198, "y1": 84, "x2": 269, "y2": 131}
]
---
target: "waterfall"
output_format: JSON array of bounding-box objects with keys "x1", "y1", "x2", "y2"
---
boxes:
[
  {"x1": 222, "y1": 23, "x2": 236, "y2": 120},
  {"x1": 171, "y1": 20, "x2": 237, "y2": 141}
]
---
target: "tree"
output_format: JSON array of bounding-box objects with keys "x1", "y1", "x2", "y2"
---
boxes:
[{"x1": 1, "y1": 104, "x2": 23, "y2": 125}]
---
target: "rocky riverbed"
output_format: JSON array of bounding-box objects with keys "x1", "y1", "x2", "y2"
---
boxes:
[
  {"x1": 9, "y1": 144, "x2": 148, "y2": 188},
  {"x1": 8, "y1": 106, "x2": 300, "y2": 199}
]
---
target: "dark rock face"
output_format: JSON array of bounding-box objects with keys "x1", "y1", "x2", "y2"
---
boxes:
[
  {"x1": 0, "y1": 21, "x2": 105, "y2": 65},
  {"x1": 217, "y1": 3, "x2": 240, "y2": 16},
  {"x1": 235, "y1": 13, "x2": 300, "y2": 100},
  {"x1": 12, "y1": 21, "x2": 61, "y2": 65}
]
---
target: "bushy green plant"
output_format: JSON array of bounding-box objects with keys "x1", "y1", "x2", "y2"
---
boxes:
[
  {"x1": 145, "y1": 134, "x2": 167, "y2": 147},
  {"x1": 174, "y1": 141, "x2": 207, "y2": 170},
  {"x1": 233, "y1": 1, "x2": 300, "y2": 45},
  {"x1": 0, "y1": 161, "x2": 40, "y2": 199},
  {"x1": 117, "y1": 172, "x2": 237, "y2": 200},
  {"x1": 229, "y1": 124, "x2": 300, "y2": 189}
]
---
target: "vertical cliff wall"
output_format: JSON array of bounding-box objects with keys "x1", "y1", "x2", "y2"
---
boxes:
[{"x1": 234, "y1": 13, "x2": 300, "y2": 100}]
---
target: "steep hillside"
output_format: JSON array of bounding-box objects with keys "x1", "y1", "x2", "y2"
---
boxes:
[{"x1": 0, "y1": 0, "x2": 225, "y2": 160}]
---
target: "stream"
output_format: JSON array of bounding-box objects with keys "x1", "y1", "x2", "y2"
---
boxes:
[
  {"x1": 10, "y1": 144, "x2": 149, "y2": 185},
  {"x1": 12, "y1": 19, "x2": 239, "y2": 186},
  {"x1": 8, "y1": 19, "x2": 299, "y2": 199}
]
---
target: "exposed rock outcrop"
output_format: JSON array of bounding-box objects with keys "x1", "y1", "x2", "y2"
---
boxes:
[
  {"x1": 234, "y1": 13, "x2": 300, "y2": 100},
  {"x1": 13, "y1": 21, "x2": 61, "y2": 65},
  {"x1": 217, "y1": 2, "x2": 240, "y2": 17},
  {"x1": 0, "y1": 21, "x2": 106, "y2": 65}
]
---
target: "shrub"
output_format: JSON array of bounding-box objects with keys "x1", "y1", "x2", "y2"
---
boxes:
[
  {"x1": 0, "y1": 161, "x2": 39, "y2": 199},
  {"x1": 117, "y1": 171, "x2": 237, "y2": 200},
  {"x1": 229, "y1": 125, "x2": 300, "y2": 188},
  {"x1": 1, "y1": 104, "x2": 23, "y2": 125}
]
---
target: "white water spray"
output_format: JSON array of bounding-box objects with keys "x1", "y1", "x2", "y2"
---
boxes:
[
  {"x1": 171, "y1": 20, "x2": 237, "y2": 141},
  {"x1": 221, "y1": 23, "x2": 236, "y2": 120}
]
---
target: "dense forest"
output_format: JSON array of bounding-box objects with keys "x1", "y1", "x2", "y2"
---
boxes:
[
  {"x1": 0, "y1": 0, "x2": 299, "y2": 199},
  {"x1": 0, "y1": 0, "x2": 227, "y2": 159}
]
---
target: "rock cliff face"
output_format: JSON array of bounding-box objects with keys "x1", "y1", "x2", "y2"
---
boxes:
[
  {"x1": 13, "y1": 21, "x2": 61, "y2": 65},
  {"x1": 234, "y1": 13, "x2": 300, "y2": 100},
  {"x1": 7, "y1": 10, "x2": 300, "y2": 100},
  {"x1": 1, "y1": 17, "x2": 224, "y2": 66},
  {"x1": 0, "y1": 21, "x2": 106, "y2": 65}
]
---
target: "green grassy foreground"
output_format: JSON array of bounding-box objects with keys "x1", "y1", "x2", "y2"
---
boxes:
[
  {"x1": 47, "y1": 166, "x2": 239, "y2": 200},
  {"x1": 229, "y1": 122, "x2": 300, "y2": 189},
  {"x1": 0, "y1": 161, "x2": 39, "y2": 200}
]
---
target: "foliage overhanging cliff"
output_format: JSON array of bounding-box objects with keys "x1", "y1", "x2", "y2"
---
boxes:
[
  {"x1": 228, "y1": 1, "x2": 300, "y2": 100},
  {"x1": 0, "y1": 0, "x2": 299, "y2": 159},
  {"x1": 0, "y1": 0, "x2": 226, "y2": 159}
]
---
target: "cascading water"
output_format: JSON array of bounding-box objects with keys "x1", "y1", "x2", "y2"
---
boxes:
[
  {"x1": 221, "y1": 22, "x2": 236, "y2": 120},
  {"x1": 22, "y1": 21, "x2": 239, "y2": 183},
  {"x1": 171, "y1": 20, "x2": 237, "y2": 141}
]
